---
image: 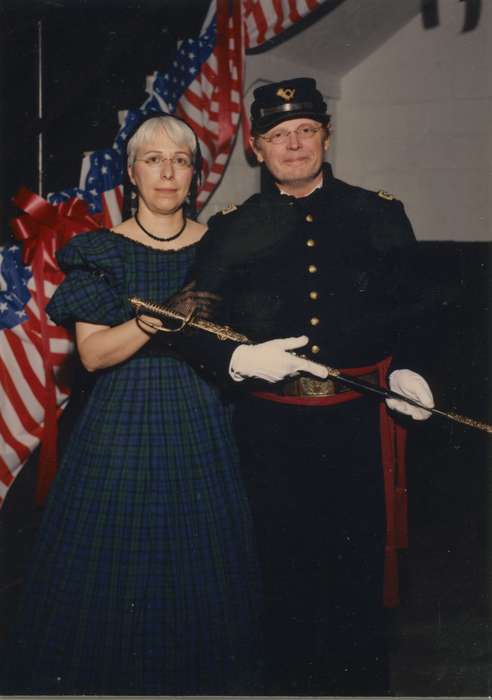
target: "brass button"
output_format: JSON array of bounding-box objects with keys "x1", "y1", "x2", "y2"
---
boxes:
[
  {"x1": 309, "y1": 291, "x2": 319, "y2": 300},
  {"x1": 308, "y1": 264, "x2": 317, "y2": 274},
  {"x1": 305, "y1": 214, "x2": 314, "y2": 223},
  {"x1": 310, "y1": 317, "x2": 320, "y2": 326},
  {"x1": 311, "y1": 345, "x2": 320, "y2": 354},
  {"x1": 306, "y1": 238, "x2": 316, "y2": 248}
]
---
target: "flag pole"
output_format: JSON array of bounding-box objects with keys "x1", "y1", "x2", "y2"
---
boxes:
[{"x1": 37, "y1": 18, "x2": 44, "y2": 197}]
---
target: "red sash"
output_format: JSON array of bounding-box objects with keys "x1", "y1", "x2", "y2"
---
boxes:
[{"x1": 253, "y1": 357, "x2": 407, "y2": 607}]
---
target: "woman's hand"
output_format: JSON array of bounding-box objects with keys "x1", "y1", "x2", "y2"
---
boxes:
[
  {"x1": 76, "y1": 316, "x2": 161, "y2": 372},
  {"x1": 75, "y1": 283, "x2": 220, "y2": 372},
  {"x1": 166, "y1": 281, "x2": 221, "y2": 320},
  {"x1": 135, "y1": 314, "x2": 163, "y2": 334}
]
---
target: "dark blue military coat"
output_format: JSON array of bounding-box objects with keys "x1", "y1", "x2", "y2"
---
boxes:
[
  {"x1": 180, "y1": 163, "x2": 436, "y2": 695},
  {"x1": 191, "y1": 163, "x2": 425, "y2": 377}
]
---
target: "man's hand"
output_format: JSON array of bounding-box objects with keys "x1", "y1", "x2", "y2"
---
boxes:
[
  {"x1": 229, "y1": 336, "x2": 328, "y2": 383},
  {"x1": 386, "y1": 369, "x2": 435, "y2": 420}
]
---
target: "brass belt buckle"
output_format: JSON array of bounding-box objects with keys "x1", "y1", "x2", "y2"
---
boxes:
[{"x1": 298, "y1": 376, "x2": 337, "y2": 396}]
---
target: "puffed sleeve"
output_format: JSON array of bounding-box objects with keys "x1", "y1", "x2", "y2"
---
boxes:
[{"x1": 46, "y1": 230, "x2": 134, "y2": 328}]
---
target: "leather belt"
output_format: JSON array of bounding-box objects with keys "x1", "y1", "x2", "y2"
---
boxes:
[{"x1": 278, "y1": 370, "x2": 379, "y2": 397}]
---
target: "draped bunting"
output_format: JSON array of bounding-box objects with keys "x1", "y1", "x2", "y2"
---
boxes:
[{"x1": 1, "y1": 191, "x2": 102, "y2": 505}]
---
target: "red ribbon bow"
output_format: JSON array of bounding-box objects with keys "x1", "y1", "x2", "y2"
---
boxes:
[
  {"x1": 11, "y1": 187, "x2": 102, "y2": 277},
  {"x1": 10, "y1": 187, "x2": 103, "y2": 505}
]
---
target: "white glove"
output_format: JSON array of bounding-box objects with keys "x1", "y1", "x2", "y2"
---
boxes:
[
  {"x1": 386, "y1": 369, "x2": 434, "y2": 421},
  {"x1": 229, "y1": 336, "x2": 328, "y2": 383}
]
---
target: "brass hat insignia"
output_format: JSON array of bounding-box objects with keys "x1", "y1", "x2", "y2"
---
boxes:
[{"x1": 276, "y1": 87, "x2": 295, "y2": 101}]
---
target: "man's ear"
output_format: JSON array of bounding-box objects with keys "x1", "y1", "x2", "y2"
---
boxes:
[
  {"x1": 249, "y1": 136, "x2": 264, "y2": 163},
  {"x1": 323, "y1": 135, "x2": 330, "y2": 153}
]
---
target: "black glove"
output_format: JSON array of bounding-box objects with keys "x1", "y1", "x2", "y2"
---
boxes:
[{"x1": 165, "y1": 281, "x2": 221, "y2": 320}]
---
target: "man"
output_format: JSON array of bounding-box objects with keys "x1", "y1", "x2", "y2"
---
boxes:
[{"x1": 186, "y1": 77, "x2": 434, "y2": 695}]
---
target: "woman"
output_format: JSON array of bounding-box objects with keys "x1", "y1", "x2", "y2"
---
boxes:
[{"x1": 6, "y1": 115, "x2": 262, "y2": 695}]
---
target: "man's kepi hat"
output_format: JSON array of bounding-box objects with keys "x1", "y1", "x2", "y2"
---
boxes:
[{"x1": 250, "y1": 77, "x2": 330, "y2": 135}]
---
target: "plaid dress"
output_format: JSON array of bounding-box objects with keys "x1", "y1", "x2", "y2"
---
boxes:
[{"x1": 7, "y1": 230, "x2": 262, "y2": 695}]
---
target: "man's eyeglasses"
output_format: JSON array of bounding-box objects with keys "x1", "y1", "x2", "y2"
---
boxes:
[
  {"x1": 260, "y1": 125, "x2": 324, "y2": 145},
  {"x1": 135, "y1": 154, "x2": 193, "y2": 169}
]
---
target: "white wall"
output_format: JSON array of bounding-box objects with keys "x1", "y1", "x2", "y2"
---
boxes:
[
  {"x1": 334, "y1": 2, "x2": 492, "y2": 241},
  {"x1": 201, "y1": 3, "x2": 491, "y2": 242}
]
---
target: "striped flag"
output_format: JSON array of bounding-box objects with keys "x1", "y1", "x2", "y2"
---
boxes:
[
  {"x1": 48, "y1": 149, "x2": 125, "y2": 229},
  {"x1": 244, "y1": 0, "x2": 326, "y2": 50},
  {"x1": 1, "y1": 192, "x2": 103, "y2": 506},
  {"x1": 142, "y1": 0, "x2": 244, "y2": 208},
  {"x1": 0, "y1": 245, "x2": 71, "y2": 505}
]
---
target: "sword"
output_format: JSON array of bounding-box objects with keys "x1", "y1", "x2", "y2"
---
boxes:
[{"x1": 129, "y1": 295, "x2": 492, "y2": 435}]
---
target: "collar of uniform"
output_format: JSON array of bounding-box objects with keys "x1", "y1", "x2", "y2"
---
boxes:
[
  {"x1": 262, "y1": 162, "x2": 334, "y2": 199},
  {"x1": 279, "y1": 182, "x2": 322, "y2": 198}
]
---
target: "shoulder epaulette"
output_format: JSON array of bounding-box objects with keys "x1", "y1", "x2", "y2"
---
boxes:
[
  {"x1": 219, "y1": 203, "x2": 238, "y2": 215},
  {"x1": 377, "y1": 190, "x2": 396, "y2": 201}
]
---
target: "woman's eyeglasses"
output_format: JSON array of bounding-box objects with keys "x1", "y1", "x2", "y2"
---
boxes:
[{"x1": 135, "y1": 154, "x2": 193, "y2": 169}]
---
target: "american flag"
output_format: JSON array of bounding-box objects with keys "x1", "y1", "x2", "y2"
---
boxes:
[
  {"x1": 1, "y1": 0, "x2": 328, "y2": 506},
  {"x1": 244, "y1": 0, "x2": 326, "y2": 50},
  {"x1": 49, "y1": 148, "x2": 125, "y2": 228},
  {"x1": 0, "y1": 193, "x2": 103, "y2": 506},
  {"x1": 0, "y1": 245, "x2": 71, "y2": 505},
  {"x1": 146, "y1": 0, "x2": 243, "y2": 208}
]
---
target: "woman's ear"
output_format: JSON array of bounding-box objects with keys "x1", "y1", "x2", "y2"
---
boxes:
[{"x1": 128, "y1": 164, "x2": 136, "y2": 186}]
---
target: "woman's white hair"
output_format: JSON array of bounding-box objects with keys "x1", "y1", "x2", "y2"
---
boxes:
[{"x1": 127, "y1": 116, "x2": 197, "y2": 166}]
